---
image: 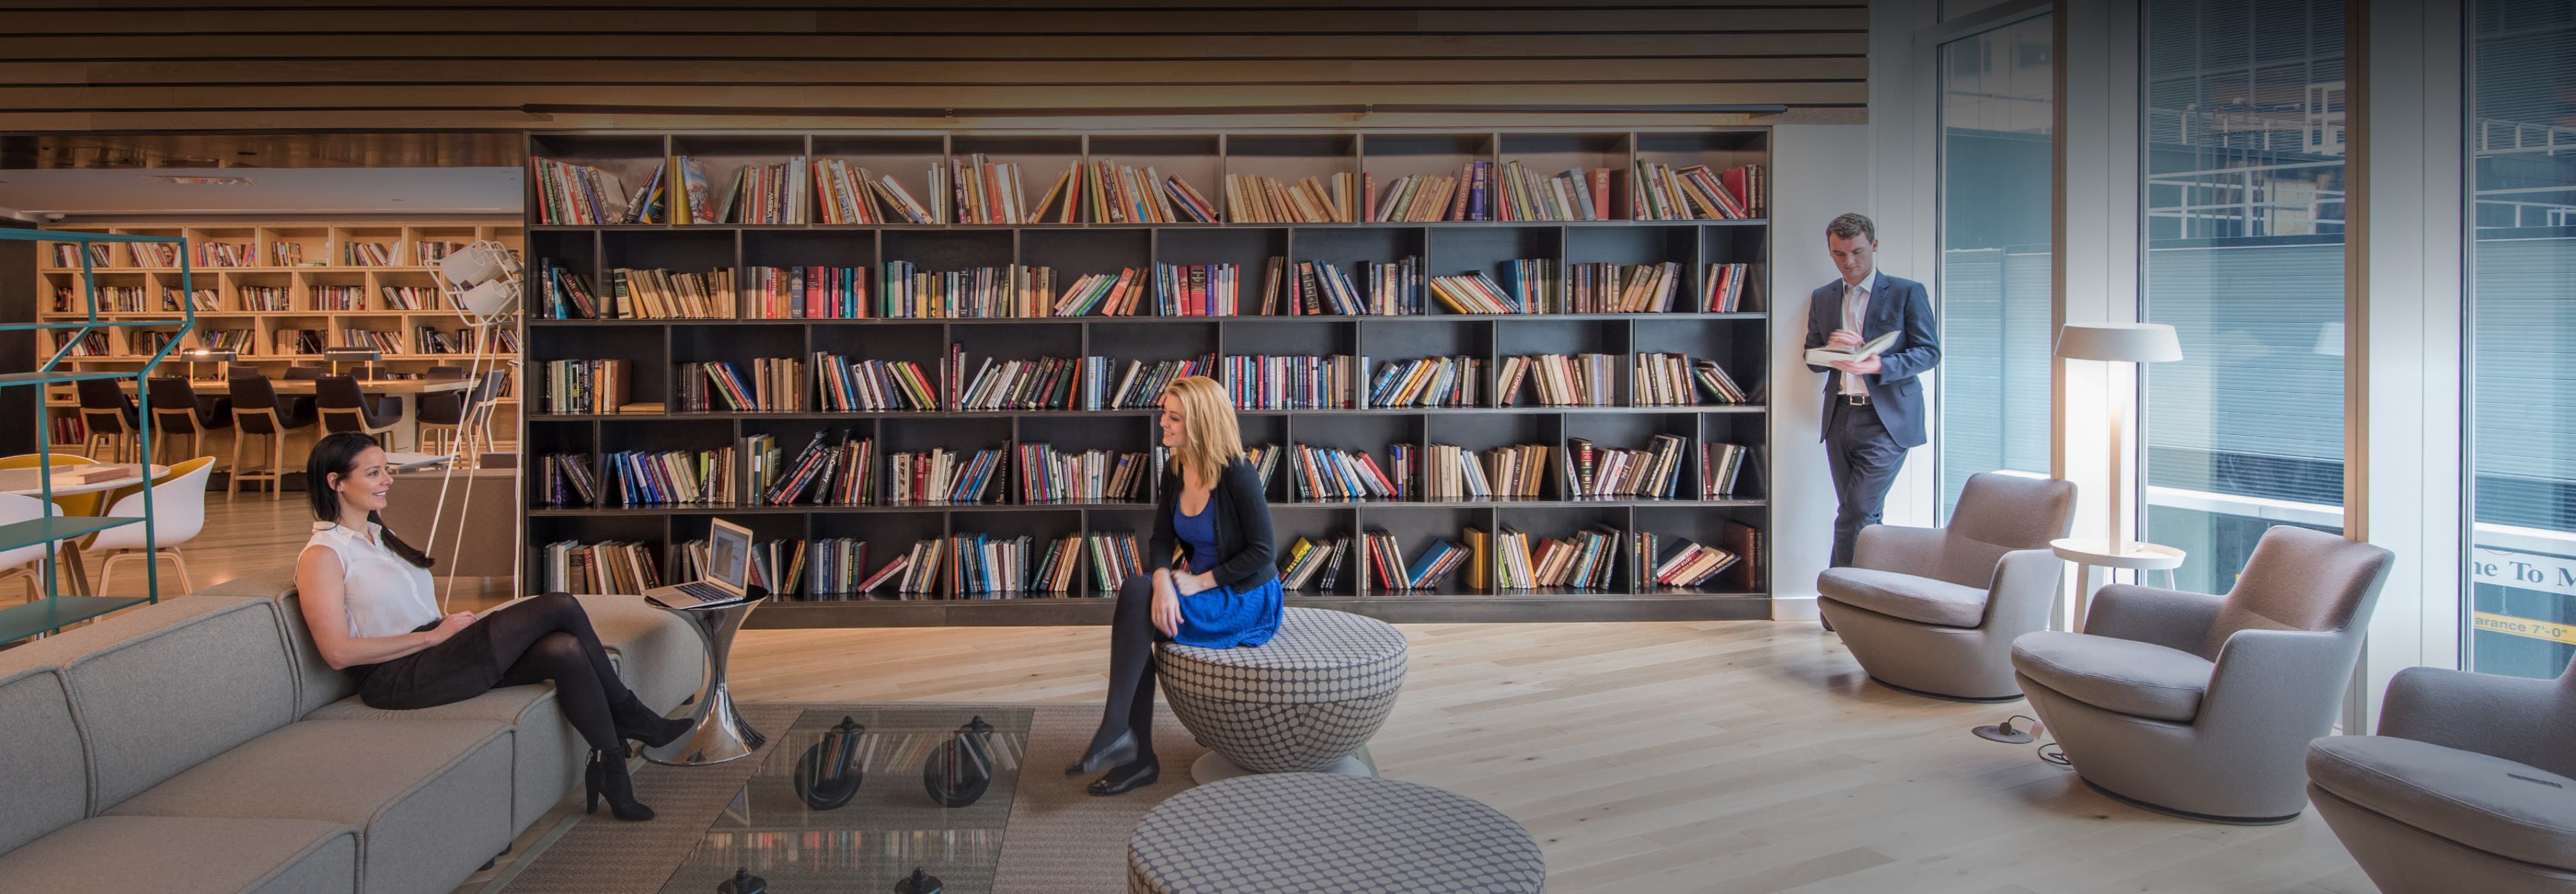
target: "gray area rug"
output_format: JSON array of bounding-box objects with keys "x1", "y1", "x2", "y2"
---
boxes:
[{"x1": 493, "y1": 702, "x2": 1209, "y2": 894}]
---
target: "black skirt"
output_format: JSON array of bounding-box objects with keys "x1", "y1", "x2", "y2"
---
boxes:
[{"x1": 347, "y1": 616, "x2": 503, "y2": 710}]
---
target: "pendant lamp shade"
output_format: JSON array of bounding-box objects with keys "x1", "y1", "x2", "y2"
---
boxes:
[{"x1": 2055, "y1": 322, "x2": 2183, "y2": 363}]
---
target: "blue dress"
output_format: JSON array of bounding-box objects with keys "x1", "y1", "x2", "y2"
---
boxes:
[{"x1": 1171, "y1": 495, "x2": 1284, "y2": 648}]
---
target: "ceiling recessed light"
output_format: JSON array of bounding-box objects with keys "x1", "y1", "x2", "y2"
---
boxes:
[{"x1": 141, "y1": 175, "x2": 253, "y2": 185}]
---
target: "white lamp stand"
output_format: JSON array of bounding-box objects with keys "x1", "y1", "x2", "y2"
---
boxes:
[
  {"x1": 2051, "y1": 322, "x2": 2188, "y2": 631},
  {"x1": 425, "y1": 240, "x2": 526, "y2": 609}
]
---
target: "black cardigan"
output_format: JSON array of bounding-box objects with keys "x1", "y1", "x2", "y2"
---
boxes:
[{"x1": 1148, "y1": 458, "x2": 1278, "y2": 595}]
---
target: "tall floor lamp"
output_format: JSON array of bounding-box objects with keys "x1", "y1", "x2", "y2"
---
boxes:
[{"x1": 2050, "y1": 322, "x2": 2187, "y2": 631}]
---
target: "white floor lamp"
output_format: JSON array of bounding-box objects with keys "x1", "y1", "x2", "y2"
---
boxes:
[
  {"x1": 2051, "y1": 322, "x2": 2187, "y2": 631},
  {"x1": 426, "y1": 241, "x2": 524, "y2": 609}
]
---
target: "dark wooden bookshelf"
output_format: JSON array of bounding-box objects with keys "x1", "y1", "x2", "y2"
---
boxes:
[{"x1": 522, "y1": 129, "x2": 1773, "y2": 626}]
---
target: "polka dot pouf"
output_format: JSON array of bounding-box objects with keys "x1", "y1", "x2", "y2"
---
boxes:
[
  {"x1": 1126, "y1": 772, "x2": 1546, "y2": 894},
  {"x1": 1156, "y1": 606, "x2": 1408, "y2": 778}
]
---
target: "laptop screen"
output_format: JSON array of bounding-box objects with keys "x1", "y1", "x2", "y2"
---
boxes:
[{"x1": 706, "y1": 520, "x2": 753, "y2": 592}]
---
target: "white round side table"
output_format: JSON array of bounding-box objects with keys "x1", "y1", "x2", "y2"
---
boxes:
[{"x1": 2050, "y1": 537, "x2": 2188, "y2": 633}]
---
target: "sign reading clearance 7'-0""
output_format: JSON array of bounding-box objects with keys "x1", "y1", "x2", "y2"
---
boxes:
[{"x1": 2470, "y1": 546, "x2": 2576, "y2": 644}]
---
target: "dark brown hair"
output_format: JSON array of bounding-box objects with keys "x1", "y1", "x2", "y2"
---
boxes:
[
  {"x1": 1827, "y1": 212, "x2": 1877, "y2": 243},
  {"x1": 305, "y1": 432, "x2": 435, "y2": 569}
]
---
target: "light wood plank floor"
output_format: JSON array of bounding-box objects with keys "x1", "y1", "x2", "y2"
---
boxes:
[{"x1": 59, "y1": 496, "x2": 2376, "y2": 893}]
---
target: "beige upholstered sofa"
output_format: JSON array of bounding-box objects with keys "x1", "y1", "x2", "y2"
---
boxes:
[{"x1": 0, "y1": 569, "x2": 701, "y2": 894}]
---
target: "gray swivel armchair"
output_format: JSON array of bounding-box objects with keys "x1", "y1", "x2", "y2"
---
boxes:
[
  {"x1": 2011, "y1": 525, "x2": 2393, "y2": 823},
  {"x1": 2306, "y1": 656, "x2": 2576, "y2": 893},
  {"x1": 1816, "y1": 472, "x2": 2077, "y2": 701}
]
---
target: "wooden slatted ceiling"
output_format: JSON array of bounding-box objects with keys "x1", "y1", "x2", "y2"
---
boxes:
[{"x1": 0, "y1": 3, "x2": 1866, "y2": 132}]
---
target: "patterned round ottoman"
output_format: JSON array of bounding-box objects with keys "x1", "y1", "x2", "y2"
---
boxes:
[
  {"x1": 1157, "y1": 606, "x2": 1407, "y2": 781},
  {"x1": 1126, "y1": 773, "x2": 1546, "y2": 894}
]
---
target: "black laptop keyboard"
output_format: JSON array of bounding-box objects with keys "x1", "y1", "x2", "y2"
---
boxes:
[{"x1": 674, "y1": 581, "x2": 735, "y2": 603}]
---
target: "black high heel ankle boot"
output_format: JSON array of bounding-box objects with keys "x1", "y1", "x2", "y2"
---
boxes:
[
  {"x1": 585, "y1": 748, "x2": 656, "y2": 822},
  {"x1": 611, "y1": 694, "x2": 693, "y2": 750}
]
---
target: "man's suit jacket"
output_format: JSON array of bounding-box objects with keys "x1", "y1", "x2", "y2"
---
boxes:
[{"x1": 1804, "y1": 271, "x2": 1939, "y2": 449}]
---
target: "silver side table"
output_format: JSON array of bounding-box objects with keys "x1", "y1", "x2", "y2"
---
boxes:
[{"x1": 643, "y1": 591, "x2": 768, "y2": 766}]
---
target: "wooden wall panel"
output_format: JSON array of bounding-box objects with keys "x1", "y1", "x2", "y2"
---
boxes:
[{"x1": 0, "y1": 2, "x2": 1867, "y2": 132}]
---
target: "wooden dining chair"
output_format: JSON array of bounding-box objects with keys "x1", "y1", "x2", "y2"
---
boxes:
[
  {"x1": 316, "y1": 375, "x2": 400, "y2": 441},
  {"x1": 73, "y1": 378, "x2": 141, "y2": 463},
  {"x1": 225, "y1": 374, "x2": 316, "y2": 501},
  {"x1": 145, "y1": 375, "x2": 233, "y2": 468}
]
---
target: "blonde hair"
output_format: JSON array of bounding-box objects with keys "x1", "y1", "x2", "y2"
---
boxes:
[{"x1": 1162, "y1": 375, "x2": 1245, "y2": 483}]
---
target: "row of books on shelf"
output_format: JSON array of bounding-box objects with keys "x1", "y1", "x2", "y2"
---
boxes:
[
  {"x1": 555, "y1": 434, "x2": 1035, "y2": 509},
  {"x1": 541, "y1": 435, "x2": 1745, "y2": 510},
  {"x1": 307, "y1": 285, "x2": 447, "y2": 312},
  {"x1": 674, "y1": 359, "x2": 810, "y2": 413},
  {"x1": 49, "y1": 239, "x2": 496, "y2": 272},
  {"x1": 541, "y1": 153, "x2": 1225, "y2": 228},
  {"x1": 538, "y1": 256, "x2": 1750, "y2": 321},
  {"x1": 51, "y1": 332, "x2": 109, "y2": 356},
  {"x1": 540, "y1": 523, "x2": 1751, "y2": 598},
  {"x1": 1007, "y1": 157, "x2": 1221, "y2": 225},
  {"x1": 539, "y1": 348, "x2": 1750, "y2": 415},
  {"x1": 547, "y1": 530, "x2": 1150, "y2": 599},
  {"x1": 1308, "y1": 522, "x2": 1753, "y2": 592},
  {"x1": 547, "y1": 438, "x2": 1283, "y2": 511},
  {"x1": 49, "y1": 284, "x2": 459, "y2": 315},
  {"x1": 531, "y1": 154, "x2": 1764, "y2": 226},
  {"x1": 1487, "y1": 524, "x2": 1751, "y2": 591},
  {"x1": 343, "y1": 241, "x2": 469, "y2": 266},
  {"x1": 57, "y1": 327, "x2": 347, "y2": 360},
  {"x1": 1289, "y1": 436, "x2": 1750, "y2": 502},
  {"x1": 412, "y1": 327, "x2": 518, "y2": 355}
]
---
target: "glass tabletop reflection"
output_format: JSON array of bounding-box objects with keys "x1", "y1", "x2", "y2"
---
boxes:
[{"x1": 657, "y1": 706, "x2": 1035, "y2": 894}]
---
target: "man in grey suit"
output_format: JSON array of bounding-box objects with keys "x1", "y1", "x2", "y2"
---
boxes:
[{"x1": 1804, "y1": 213, "x2": 1940, "y2": 583}]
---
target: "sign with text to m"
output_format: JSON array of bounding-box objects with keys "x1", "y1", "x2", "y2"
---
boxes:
[{"x1": 2470, "y1": 547, "x2": 2576, "y2": 599}]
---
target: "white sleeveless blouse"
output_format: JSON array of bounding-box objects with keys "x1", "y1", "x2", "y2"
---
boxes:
[{"x1": 305, "y1": 522, "x2": 441, "y2": 639}]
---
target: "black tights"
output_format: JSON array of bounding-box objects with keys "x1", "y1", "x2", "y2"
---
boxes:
[
  {"x1": 483, "y1": 592, "x2": 639, "y2": 753},
  {"x1": 1088, "y1": 574, "x2": 1168, "y2": 760}
]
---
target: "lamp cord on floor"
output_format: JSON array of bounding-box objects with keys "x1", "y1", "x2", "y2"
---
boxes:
[{"x1": 2038, "y1": 741, "x2": 2070, "y2": 766}]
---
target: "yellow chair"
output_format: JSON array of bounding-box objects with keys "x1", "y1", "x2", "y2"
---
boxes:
[{"x1": 0, "y1": 452, "x2": 107, "y2": 597}]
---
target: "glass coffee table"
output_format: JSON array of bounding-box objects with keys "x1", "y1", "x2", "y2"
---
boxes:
[{"x1": 657, "y1": 707, "x2": 1035, "y2": 894}]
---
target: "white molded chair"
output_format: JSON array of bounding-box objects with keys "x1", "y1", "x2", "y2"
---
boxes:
[
  {"x1": 0, "y1": 492, "x2": 63, "y2": 603},
  {"x1": 84, "y1": 457, "x2": 213, "y2": 595}
]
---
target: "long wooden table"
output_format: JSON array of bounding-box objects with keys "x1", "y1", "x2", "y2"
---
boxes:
[{"x1": 127, "y1": 378, "x2": 470, "y2": 452}]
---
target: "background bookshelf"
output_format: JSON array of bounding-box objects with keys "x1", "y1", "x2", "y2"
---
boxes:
[
  {"x1": 36, "y1": 219, "x2": 525, "y2": 448},
  {"x1": 524, "y1": 130, "x2": 1770, "y2": 626}
]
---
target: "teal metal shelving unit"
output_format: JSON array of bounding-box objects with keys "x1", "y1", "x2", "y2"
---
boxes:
[{"x1": 1, "y1": 228, "x2": 188, "y2": 642}]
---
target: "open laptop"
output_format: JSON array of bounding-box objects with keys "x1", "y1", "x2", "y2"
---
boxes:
[{"x1": 645, "y1": 518, "x2": 756, "y2": 607}]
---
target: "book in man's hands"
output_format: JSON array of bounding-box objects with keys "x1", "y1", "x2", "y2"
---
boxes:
[{"x1": 1806, "y1": 330, "x2": 1900, "y2": 367}]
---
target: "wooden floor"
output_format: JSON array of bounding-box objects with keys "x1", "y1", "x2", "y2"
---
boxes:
[{"x1": 60, "y1": 495, "x2": 2377, "y2": 893}]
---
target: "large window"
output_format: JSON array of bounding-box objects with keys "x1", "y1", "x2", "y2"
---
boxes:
[
  {"x1": 1937, "y1": 14, "x2": 2055, "y2": 519},
  {"x1": 2466, "y1": 0, "x2": 2576, "y2": 678},
  {"x1": 2140, "y1": 0, "x2": 2348, "y2": 593}
]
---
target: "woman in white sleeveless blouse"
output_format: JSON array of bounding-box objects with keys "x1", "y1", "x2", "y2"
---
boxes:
[{"x1": 293, "y1": 433, "x2": 686, "y2": 821}]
